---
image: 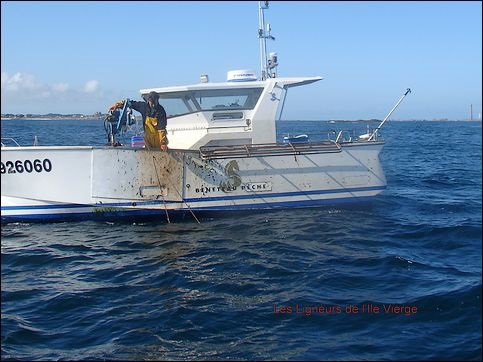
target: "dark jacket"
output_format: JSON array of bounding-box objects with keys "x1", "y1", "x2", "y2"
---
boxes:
[{"x1": 130, "y1": 100, "x2": 167, "y2": 130}]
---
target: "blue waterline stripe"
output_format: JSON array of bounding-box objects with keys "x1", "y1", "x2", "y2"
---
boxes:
[
  {"x1": 1, "y1": 209, "x2": 168, "y2": 221},
  {"x1": 0, "y1": 200, "x2": 179, "y2": 211},
  {"x1": 189, "y1": 195, "x2": 376, "y2": 211},
  {"x1": 184, "y1": 185, "x2": 386, "y2": 203},
  {"x1": 1, "y1": 195, "x2": 377, "y2": 222},
  {"x1": 1, "y1": 185, "x2": 385, "y2": 212}
]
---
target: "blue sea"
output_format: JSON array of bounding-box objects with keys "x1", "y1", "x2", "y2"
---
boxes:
[{"x1": 1, "y1": 119, "x2": 482, "y2": 361}]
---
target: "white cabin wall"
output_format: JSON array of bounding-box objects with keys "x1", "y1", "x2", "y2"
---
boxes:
[
  {"x1": 167, "y1": 112, "x2": 254, "y2": 150},
  {"x1": 152, "y1": 78, "x2": 315, "y2": 149},
  {"x1": 250, "y1": 80, "x2": 284, "y2": 144},
  {"x1": 166, "y1": 113, "x2": 209, "y2": 150}
]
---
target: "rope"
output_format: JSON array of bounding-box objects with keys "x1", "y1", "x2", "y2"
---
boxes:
[
  {"x1": 164, "y1": 172, "x2": 201, "y2": 224},
  {"x1": 148, "y1": 146, "x2": 201, "y2": 224},
  {"x1": 145, "y1": 130, "x2": 201, "y2": 224},
  {"x1": 151, "y1": 155, "x2": 171, "y2": 224},
  {"x1": 145, "y1": 141, "x2": 170, "y2": 224}
]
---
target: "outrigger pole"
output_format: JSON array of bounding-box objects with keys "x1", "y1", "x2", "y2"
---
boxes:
[{"x1": 368, "y1": 88, "x2": 411, "y2": 141}]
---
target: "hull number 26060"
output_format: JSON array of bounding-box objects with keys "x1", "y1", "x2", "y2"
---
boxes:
[{"x1": 0, "y1": 159, "x2": 53, "y2": 174}]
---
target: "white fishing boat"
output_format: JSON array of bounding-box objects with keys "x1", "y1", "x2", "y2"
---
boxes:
[{"x1": 0, "y1": 2, "x2": 410, "y2": 223}]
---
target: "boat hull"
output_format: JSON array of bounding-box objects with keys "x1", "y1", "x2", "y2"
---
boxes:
[{"x1": 1, "y1": 143, "x2": 386, "y2": 222}]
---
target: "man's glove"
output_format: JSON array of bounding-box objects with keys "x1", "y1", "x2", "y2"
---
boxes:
[
  {"x1": 158, "y1": 129, "x2": 169, "y2": 151},
  {"x1": 108, "y1": 100, "x2": 125, "y2": 112}
]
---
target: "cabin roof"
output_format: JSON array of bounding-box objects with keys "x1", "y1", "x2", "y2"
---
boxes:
[{"x1": 139, "y1": 76, "x2": 323, "y2": 96}]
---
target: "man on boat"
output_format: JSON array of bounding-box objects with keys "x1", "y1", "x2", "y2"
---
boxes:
[{"x1": 109, "y1": 91, "x2": 168, "y2": 151}]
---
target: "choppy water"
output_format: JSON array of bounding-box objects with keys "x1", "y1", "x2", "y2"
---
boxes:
[{"x1": 1, "y1": 119, "x2": 482, "y2": 360}]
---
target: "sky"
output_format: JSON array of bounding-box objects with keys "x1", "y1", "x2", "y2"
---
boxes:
[{"x1": 1, "y1": 1, "x2": 482, "y2": 120}]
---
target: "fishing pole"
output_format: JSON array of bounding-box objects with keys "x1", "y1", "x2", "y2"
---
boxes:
[{"x1": 368, "y1": 88, "x2": 411, "y2": 141}]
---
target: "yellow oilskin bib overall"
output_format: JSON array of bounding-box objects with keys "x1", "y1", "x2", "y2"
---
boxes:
[{"x1": 144, "y1": 116, "x2": 168, "y2": 150}]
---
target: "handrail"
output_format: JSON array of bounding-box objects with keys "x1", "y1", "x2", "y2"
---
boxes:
[
  {"x1": 200, "y1": 140, "x2": 341, "y2": 160},
  {"x1": 1, "y1": 137, "x2": 21, "y2": 147}
]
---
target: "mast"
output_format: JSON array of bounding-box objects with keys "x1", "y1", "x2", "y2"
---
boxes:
[{"x1": 258, "y1": 1, "x2": 277, "y2": 80}]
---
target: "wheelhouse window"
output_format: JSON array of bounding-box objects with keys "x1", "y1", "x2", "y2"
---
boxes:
[
  {"x1": 157, "y1": 87, "x2": 263, "y2": 118},
  {"x1": 157, "y1": 93, "x2": 196, "y2": 118},
  {"x1": 193, "y1": 88, "x2": 263, "y2": 111}
]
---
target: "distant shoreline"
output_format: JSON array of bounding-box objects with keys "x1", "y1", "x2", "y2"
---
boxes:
[
  {"x1": 1, "y1": 117, "x2": 104, "y2": 121},
  {"x1": 277, "y1": 119, "x2": 481, "y2": 122},
  {"x1": 1, "y1": 117, "x2": 480, "y2": 122}
]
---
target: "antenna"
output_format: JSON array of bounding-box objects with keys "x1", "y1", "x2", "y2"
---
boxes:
[{"x1": 258, "y1": 1, "x2": 277, "y2": 80}]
